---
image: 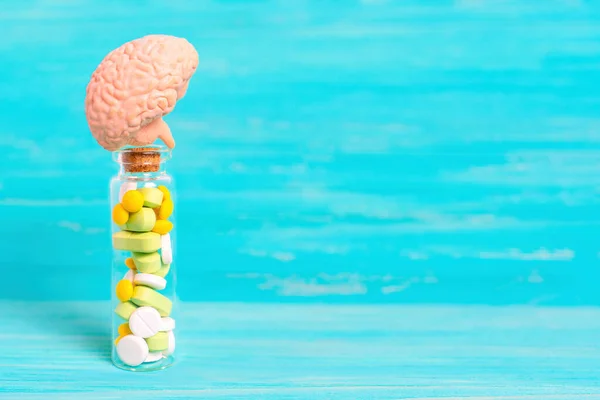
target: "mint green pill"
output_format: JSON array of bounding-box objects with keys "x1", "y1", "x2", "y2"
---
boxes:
[
  {"x1": 145, "y1": 331, "x2": 168, "y2": 351},
  {"x1": 115, "y1": 301, "x2": 138, "y2": 320}
]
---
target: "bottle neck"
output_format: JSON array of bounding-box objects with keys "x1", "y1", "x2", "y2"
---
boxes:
[
  {"x1": 118, "y1": 163, "x2": 168, "y2": 179},
  {"x1": 113, "y1": 145, "x2": 171, "y2": 180}
]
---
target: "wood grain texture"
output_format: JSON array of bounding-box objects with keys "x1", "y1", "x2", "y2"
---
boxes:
[
  {"x1": 1, "y1": 1, "x2": 600, "y2": 304},
  {"x1": 1, "y1": 302, "x2": 600, "y2": 399}
]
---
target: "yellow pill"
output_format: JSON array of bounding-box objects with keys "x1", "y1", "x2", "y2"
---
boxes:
[
  {"x1": 124, "y1": 257, "x2": 136, "y2": 270},
  {"x1": 157, "y1": 199, "x2": 173, "y2": 220},
  {"x1": 115, "y1": 279, "x2": 133, "y2": 302},
  {"x1": 114, "y1": 335, "x2": 124, "y2": 345},
  {"x1": 157, "y1": 185, "x2": 171, "y2": 202},
  {"x1": 118, "y1": 323, "x2": 132, "y2": 336},
  {"x1": 121, "y1": 190, "x2": 144, "y2": 213},
  {"x1": 152, "y1": 220, "x2": 173, "y2": 235},
  {"x1": 112, "y1": 204, "x2": 129, "y2": 225}
]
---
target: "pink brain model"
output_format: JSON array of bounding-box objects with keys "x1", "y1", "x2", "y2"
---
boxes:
[{"x1": 85, "y1": 35, "x2": 199, "y2": 151}]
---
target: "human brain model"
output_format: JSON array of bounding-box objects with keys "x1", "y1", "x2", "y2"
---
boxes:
[{"x1": 85, "y1": 35, "x2": 199, "y2": 151}]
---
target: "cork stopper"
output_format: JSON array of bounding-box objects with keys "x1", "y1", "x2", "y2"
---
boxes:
[{"x1": 121, "y1": 147, "x2": 161, "y2": 172}]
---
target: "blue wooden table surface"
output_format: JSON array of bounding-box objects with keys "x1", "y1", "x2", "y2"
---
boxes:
[{"x1": 2, "y1": 302, "x2": 600, "y2": 399}]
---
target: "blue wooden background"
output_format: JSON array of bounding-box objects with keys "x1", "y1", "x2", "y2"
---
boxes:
[{"x1": 1, "y1": 0, "x2": 599, "y2": 305}]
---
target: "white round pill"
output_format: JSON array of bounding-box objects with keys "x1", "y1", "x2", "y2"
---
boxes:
[
  {"x1": 134, "y1": 273, "x2": 167, "y2": 290},
  {"x1": 163, "y1": 330, "x2": 176, "y2": 356},
  {"x1": 144, "y1": 351, "x2": 163, "y2": 363},
  {"x1": 160, "y1": 317, "x2": 176, "y2": 331},
  {"x1": 129, "y1": 306, "x2": 162, "y2": 338},
  {"x1": 161, "y1": 233, "x2": 172, "y2": 264},
  {"x1": 119, "y1": 182, "x2": 137, "y2": 202},
  {"x1": 123, "y1": 269, "x2": 135, "y2": 283},
  {"x1": 117, "y1": 335, "x2": 149, "y2": 367}
]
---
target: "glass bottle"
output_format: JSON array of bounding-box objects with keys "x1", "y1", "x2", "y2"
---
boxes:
[{"x1": 109, "y1": 145, "x2": 177, "y2": 371}]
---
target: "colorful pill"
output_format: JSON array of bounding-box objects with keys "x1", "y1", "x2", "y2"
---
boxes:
[
  {"x1": 113, "y1": 231, "x2": 161, "y2": 253},
  {"x1": 129, "y1": 306, "x2": 162, "y2": 339},
  {"x1": 126, "y1": 208, "x2": 156, "y2": 232},
  {"x1": 121, "y1": 190, "x2": 144, "y2": 213},
  {"x1": 123, "y1": 269, "x2": 135, "y2": 283},
  {"x1": 118, "y1": 323, "x2": 132, "y2": 336},
  {"x1": 115, "y1": 301, "x2": 138, "y2": 320},
  {"x1": 116, "y1": 279, "x2": 134, "y2": 302},
  {"x1": 117, "y1": 335, "x2": 149, "y2": 367},
  {"x1": 131, "y1": 251, "x2": 161, "y2": 274},
  {"x1": 160, "y1": 317, "x2": 175, "y2": 332},
  {"x1": 112, "y1": 204, "x2": 129, "y2": 225},
  {"x1": 125, "y1": 257, "x2": 136, "y2": 270},
  {"x1": 145, "y1": 331, "x2": 169, "y2": 351},
  {"x1": 137, "y1": 188, "x2": 163, "y2": 208},
  {"x1": 157, "y1": 199, "x2": 173, "y2": 220},
  {"x1": 152, "y1": 220, "x2": 173, "y2": 235},
  {"x1": 144, "y1": 351, "x2": 163, "y2": 363},
  {"x1": 131, "y1": 286, "x2": 172, "y2": 317},
  {"x1": 163, "y1": 331, "x2": 175, "y2": 356},
  {"x1": 154, "y1": 263, "x2": 170, "y2": 278},
  {"x1": 161, "y1": 233, "x2": 172, "y2": 264},
  {"x1": 134, "y1": 273, "x2": 167, "y2": 290},
  {"x1": 157, "y1": 185, "x2": 171, "y2": 202}
]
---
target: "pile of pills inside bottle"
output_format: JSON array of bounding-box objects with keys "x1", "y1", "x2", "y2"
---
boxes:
[{"x1": 112, "y1": 184, "x2": 175, "y2": 367}]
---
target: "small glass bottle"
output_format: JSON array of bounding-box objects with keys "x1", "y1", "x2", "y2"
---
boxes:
[{"x1": 109, "y1": 145, "x2": 177, "y2": 371}]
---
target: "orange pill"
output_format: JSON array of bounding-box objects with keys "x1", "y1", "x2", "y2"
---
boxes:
[
  {"x1": 121, "y1": 190, "x2": 144, "y2": 213},
  {"x1": 157, "y1": 185, "x2": 171, "y2": 202},
  {"x1": 124, "y1": 257, "x2": 136, "y2": 270},
  {"x1": 152, "y1": 220, "x2": 173, "y2": 235},
  {"x1": 157, "y1": 199, "x2": 173, "y2": 220},
  {"x1": 115, "y1": 279, "x2": 134, "y2": 302},
  {"x1": 118, "y1": 323, "x2": 132, "y2": 336},
  {"x1": 112, "y1": 204, "x2": 129, "y2": 225}
]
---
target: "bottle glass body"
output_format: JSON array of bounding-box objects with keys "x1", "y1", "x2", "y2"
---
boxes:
[{"x1": 109, "y1": 146, "x2": 177, "y2": 372}]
